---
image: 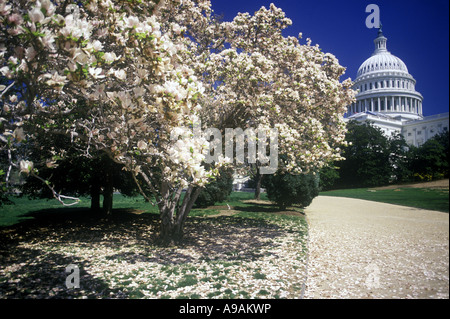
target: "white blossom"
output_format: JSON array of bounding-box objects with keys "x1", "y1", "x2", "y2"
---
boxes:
[
  {"x1": 19, "y1": 160, "x2": 34, "y2": 175},
  {"x1": 114, "y1": 69, "x2": 127, "y2": 81},
  {"x1": 28, "y1": 7, "x2": 44, "y2": 23}
]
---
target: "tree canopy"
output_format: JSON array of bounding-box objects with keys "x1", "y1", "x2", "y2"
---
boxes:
[{"x1": 1, "y1": 0, "x2": 354, "y2": 243}]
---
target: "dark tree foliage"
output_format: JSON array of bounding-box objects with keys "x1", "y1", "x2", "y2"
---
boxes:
[
  {"x1": 388, "y1": 132, "x2": 412, "y2": 184},
  {"x1": 335, "y1": 120, "x2": 392, "y2": 188},
  {"x1": 318, "y1": 164, "x2": 340, "y2": 191},
  {"x1": 325, "y1": 122, "x2": 448, "y2": 189},
  {"x1": 0, "y1": 169, "x2": 12, "y2": 206},
  {"x1": 263, "y1": 171, "x2": 319, "y2": 210},
  {"x1": 194, "y1": 167, "x2": 234, "y2": 208},
  {"x1": 21, "y1": 152, "x2": 138, "y2": 214},
  {"x1": 409, "y1": 131, "x2": 449, "y2": 180}
]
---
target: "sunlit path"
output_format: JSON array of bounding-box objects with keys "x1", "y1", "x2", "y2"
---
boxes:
[{"x1": 304, "y1": 196, "x2": 449, "y2": 299}]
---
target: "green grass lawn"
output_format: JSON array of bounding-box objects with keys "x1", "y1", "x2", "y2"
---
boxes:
[
  {"x1": 321, "y1": 187, "x2": 449, "y2": 213},
  {"x1": 0, "y1": 194, "x2": 159, "y2": 227},
  {"x1": 0, "y1": 192, "x2": 270, "y2": 227}
]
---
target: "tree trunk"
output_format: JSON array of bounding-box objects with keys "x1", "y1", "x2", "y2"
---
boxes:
[
  {"x1": 254, "y1": 166, "x2": 263, "y2": 200},
  {"x1": 90, "y1": 182, "x2": 101, "y2": 212},
  {"x1": 102, "y1": 168, "x2": 114, "y2": 215},
  {"x1": 103, "y1": 187, "x2": 113, "y2": 215},
  {"x1": 158, "y1": 185, "x2": 202, "y2": 245}
]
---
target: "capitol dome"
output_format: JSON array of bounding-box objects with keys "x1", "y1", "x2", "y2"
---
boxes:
[
  {"x1": 357, "y1": 52, "x2": 408, "y2": 77},
  {"x1": 345, "y1": 28, "x2": 449, "y2": 148},
  {"x1": 347, "y1": 28, "x2": 424, "y2": 122}
]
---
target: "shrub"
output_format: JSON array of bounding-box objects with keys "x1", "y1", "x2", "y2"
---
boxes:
[
  {"x1": 263, "y1": 171, "x2": 319, "y2": 210},
  {"x1": 194, "y1": 167, "x2": 234, "y2": 208}
]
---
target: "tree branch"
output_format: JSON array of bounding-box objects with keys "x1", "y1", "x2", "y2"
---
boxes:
[
  {"x1": 30, "y1": 172, "x2": 80, "y2": 207},
  {"x1": 0, "y1": 81, "x2": 16, "y2": 98}
]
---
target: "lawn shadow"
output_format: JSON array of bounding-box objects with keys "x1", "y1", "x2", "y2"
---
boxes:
[
  {"x1": 183, "y1": 216, "x2": 288, "y2": 262},
  {"x1": 0, "y1": 246, "x2": 127, "y2": 299},
  {"x1": 0, "y1": 204, "x2": 304, "y2": 298},
  {"x1": 231, "y1": 201, "x2": 306, "y2": 217}
]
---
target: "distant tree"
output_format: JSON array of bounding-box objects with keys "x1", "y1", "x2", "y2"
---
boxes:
[
  {"x1": 409, "y1": 131, "x2": 449, "y2": 180},
  {"x1": 0, "y1": 169, "x2": 12, "y2": 206},
  {"x1": 21, "y1": 152, "x2": 139, "y2": 214},
  {"x1": 388, "y1": 132, "x2": 412, "y2": 184},
  {"x1": 336, "y1": 120, "x2": 391, "y2": 188},
  {"x1": 263, "y1": 171, "x2": 319, "y2": 210},
  {"x1": 429, "y1": 130, "x2": 449, "y2": 178},
  {"x1": 318, "y1": 163, "x2": 340, "y2": 191},
  {"x1": 432, "y1": 130, "x2": 449, "y2": 156},
  {"x1": 251, "y1": 163, "x2": 264, "y2": 200}
]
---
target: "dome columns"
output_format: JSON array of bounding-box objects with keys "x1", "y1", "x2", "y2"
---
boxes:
[{"x1": 349, "y1": 96, "x2": 423, "y2": 116}]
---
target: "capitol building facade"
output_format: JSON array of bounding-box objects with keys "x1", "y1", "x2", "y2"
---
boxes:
[{"x1": 345, "y1": 28, "x2": 449, "y2": 147}]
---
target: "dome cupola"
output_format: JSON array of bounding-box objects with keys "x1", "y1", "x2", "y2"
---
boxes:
[
  {"x1": 373, "y1": 27, "x2": 388, "y2": 54},
  {"x1": 357, "y1": 28, "x2": 409, "y2": 77}
]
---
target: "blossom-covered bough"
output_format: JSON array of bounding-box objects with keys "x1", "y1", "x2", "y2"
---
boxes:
[{"x1": 0, "y1": 0, "x2": 355, "y2": 244}]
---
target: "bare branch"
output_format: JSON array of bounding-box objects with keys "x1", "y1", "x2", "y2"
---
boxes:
[
  {"x1": 30, "y1": 172, "x2": 81, "y2": 207},
  {"x1": 0, "y1": 81, "x2": 16, "y2": 99}
]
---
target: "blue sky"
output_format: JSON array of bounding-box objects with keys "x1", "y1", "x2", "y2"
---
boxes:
[{"x1": 210, "y1": 0, "x2": 449, "y2": 116}]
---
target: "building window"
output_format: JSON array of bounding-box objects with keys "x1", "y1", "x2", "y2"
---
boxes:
[
  {"x1": 408, "y1": 132, "x2": 412, "y2": 136},
  {"x1": 417, "y1": 131, "x2": 422, "y2": 135}
]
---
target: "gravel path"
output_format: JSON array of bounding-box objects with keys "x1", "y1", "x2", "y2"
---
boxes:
[{"x1": 303, "y1": 196, "x2": 449, "y2": 299}]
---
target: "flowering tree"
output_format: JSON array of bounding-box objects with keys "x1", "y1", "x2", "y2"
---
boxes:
[
  {"x1": 197, "y1": 4, "x2": 355, "y2": 196},
  {"x1": 184, "y1": 3, "x2": 355, "y2": 214},
  {"x1": 1, "y1": 0, "x2": 355, "y2": 243},
  {"x1": 1, "y1": 0, "x2": 215, "y2": 243}
]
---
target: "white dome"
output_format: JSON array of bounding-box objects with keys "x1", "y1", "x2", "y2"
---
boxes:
[
  {"x1": 357, "y1": 52, "x2": 408, "y2": 77},
  {"x1": 348, "y1": 28, "x2": 424, "y2": 121}
]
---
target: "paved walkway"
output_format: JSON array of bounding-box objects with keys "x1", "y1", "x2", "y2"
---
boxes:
[{"x1": 303, "y1": 196, "x2": 449, "y2": 299}]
